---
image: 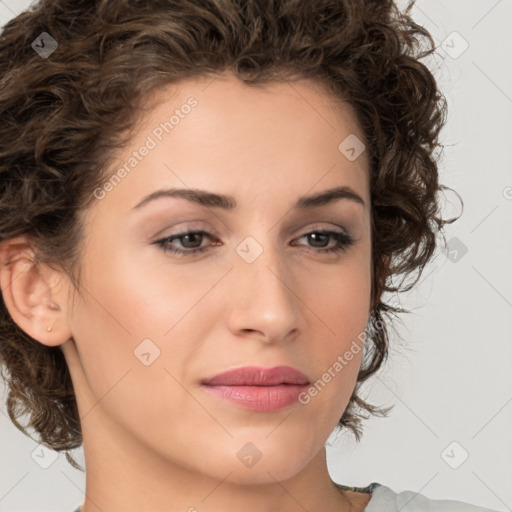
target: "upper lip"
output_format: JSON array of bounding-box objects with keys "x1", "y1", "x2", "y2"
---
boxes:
[{"x1": 201, "y1": 365, "x2": 309, "y2": 386}]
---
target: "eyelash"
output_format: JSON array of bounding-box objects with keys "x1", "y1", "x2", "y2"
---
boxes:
[{"x1": 154, "y1": 229, "x2": 355, "y2": 256}]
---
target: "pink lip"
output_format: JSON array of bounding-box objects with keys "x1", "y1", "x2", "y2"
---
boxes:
[
  {"x1": 201, "y1": 365, "x2": 309, "y2": 386},
  {"x1": 201, "y1": 365, "x2": 310, "y2": 412}
]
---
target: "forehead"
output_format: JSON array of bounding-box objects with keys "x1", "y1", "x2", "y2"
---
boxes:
[
  {"x1": 144, "y1": 73, "x2": 366, "y2": 142},
  {"x1": 88, "y1": 72, "x2": 370, "y2": 219}
]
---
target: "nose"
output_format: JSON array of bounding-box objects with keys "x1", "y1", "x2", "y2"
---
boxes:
[{"x1": 225, "y1": 242, "x2": 302, "y2": 344}]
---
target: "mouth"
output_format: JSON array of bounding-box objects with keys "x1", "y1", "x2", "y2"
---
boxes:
[
  {"x1": 201, "y1": 365, "x2": 309, "y2": 386},
  {"x1": 201, "y1": 365, "x2": 310, "y2": 412}
]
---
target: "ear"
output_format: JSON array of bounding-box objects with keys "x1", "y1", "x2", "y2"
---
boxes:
[{"x1": 0, "y1": 235, "x2": 73, "y2": 347}]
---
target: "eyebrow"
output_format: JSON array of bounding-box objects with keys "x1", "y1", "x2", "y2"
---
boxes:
[{"x1": 132, "y1": 185, "x2": 365, "y2": 211}]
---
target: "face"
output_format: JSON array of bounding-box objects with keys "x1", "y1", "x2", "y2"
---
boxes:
[{"x1": 61, "y1": 72, "x2": 372, "y2": 484}]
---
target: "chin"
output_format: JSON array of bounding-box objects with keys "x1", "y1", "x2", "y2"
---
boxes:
[{"x1": 221, "y1": 463, "x2": 306, "y2": 486}]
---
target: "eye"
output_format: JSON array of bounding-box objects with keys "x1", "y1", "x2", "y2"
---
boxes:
[
  {"x1": 153, "y1": 228, "x2": 355, "y2": 257},
  {"x1": 291, "y1": 230, "x2": 355, "y2": 253},
  {"x1": 154, "y1": 230, "x2": 215, "y2": 256}
]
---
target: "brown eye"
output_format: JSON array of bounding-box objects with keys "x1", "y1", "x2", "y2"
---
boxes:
[
  {"x1": 154, "y1": 230, "x2": 213, "y2": 255},
  {"x1": 292, "y1": 230, "x2": 355, "y2": 253}
]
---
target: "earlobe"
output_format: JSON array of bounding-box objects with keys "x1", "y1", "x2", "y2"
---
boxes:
[{"x1": 0, "y1": 235, "x2": 73, "y2": 347}]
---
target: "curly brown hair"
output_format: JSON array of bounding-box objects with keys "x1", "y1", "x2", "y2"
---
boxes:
[{"x1": 0, "y1": 0, "x2": 452, "y2": 471}]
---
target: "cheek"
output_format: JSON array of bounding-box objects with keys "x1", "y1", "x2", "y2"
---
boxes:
[
  {"x1": 68, "y1": 260, "x2": 206, "y2": 438},
  {"x1": 306, "y1": 252, "x2": 372, "y2": 335},
  {"x1": 70, "y1": 246, "x2": 223, "y2": 395},
  {"x1": 301, "y1": 253, "x2": 371, "y2": 394}
]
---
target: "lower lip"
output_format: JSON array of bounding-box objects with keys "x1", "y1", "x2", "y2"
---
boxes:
[{"x1": 201, "y1": 384, "x2": 309, "y2": 412}]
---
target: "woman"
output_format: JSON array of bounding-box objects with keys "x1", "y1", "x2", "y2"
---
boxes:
[{"x1": 0, "y1": 0, "x2": 500, "y2": 511}]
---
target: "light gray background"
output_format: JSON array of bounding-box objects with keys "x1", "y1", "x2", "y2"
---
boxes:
[{"x1": 0, "y1": 0, "x2": 511, "y2": 511}]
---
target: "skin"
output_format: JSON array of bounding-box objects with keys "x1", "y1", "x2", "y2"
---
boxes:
[{"x1": 0, "y1": 72, "x2": 373, "y2": 512}]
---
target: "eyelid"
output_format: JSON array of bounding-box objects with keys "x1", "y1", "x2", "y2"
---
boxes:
[
  {"x1": 293, "y1": 222, "x2": 351, "y2": 236},
  {"x1": 154, "y1": 221, "x2": 351, "y2": 242},
  {"x1": 151, "y1": 221, "x2": 213, "y2": 240}
]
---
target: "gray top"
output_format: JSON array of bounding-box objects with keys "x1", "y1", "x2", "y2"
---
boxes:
[
  {"x1": 334, "y1": 482, "x2": 501, "y2": 511},
  {"x1": 72, "y1": 481, "x2": 501, "y2": 511}
]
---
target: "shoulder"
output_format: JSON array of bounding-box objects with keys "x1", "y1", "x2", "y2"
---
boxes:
[{"x1": 334, "y1": 482, "x2": 501, "y2": 512}]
